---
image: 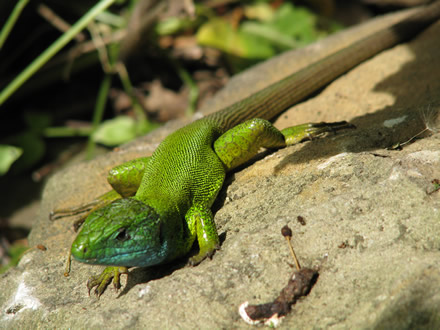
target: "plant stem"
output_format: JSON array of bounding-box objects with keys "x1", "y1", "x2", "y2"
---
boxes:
[
  {"x1": 86, "y1": 73, "x2": 111, "y2": 159},
  {"x1": 0, "y1": 0, "x2": 118, "y2": 106},
  {"x1": 0, "y1": 0, "x2": 30, "y2": 50}
]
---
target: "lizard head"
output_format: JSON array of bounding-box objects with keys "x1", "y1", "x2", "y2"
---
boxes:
[{"x1": 71, "y1": 198, "x2": 168, "y2": 267}]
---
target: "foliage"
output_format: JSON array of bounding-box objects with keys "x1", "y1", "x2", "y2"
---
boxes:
[
  {"x1": 197, "y1": 2, "x2": 341, "y2": 71},
  {"x1": 0, "y1": 243, "x2": 29, "y2": 274},
  {"x1": 0, "y1": 0, "x2": 342, "y2": 174},
  {"x1": 0, "y1": 145, "x2": 22, "y2": 175},
  {"x1": 92, "y1": 115, "x2": 158, "y2": 146}
]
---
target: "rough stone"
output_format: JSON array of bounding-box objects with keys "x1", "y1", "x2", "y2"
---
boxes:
[{"x1": 1, "y1": 10, "x2": 440, "y2": 330}]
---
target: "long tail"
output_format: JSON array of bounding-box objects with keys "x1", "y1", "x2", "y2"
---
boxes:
[{"x1": 207, "y1": 1, "x2": 440, "y2": 131}]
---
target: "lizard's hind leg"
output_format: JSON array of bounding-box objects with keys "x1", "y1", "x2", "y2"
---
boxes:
[{"x1": 214, "y1": 118, "x2": 354, "y2": 171}]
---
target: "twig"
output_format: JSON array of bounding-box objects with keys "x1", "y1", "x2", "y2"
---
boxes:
[
  {"x1": 239, "y1": 224, "x2": 318, "y2": 327},
  {"x1": 281, "y1": 225, "x2": 301, "y2": 270},
  {"x1": 37, "y1": 4, "x2": 86, "y2": 42}
]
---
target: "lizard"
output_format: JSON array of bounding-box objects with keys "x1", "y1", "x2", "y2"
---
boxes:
[{"x1": 53, "y1": 1, "x2": 440, "y2": 297}]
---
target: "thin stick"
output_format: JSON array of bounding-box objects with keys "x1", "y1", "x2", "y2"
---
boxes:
[
  {"x1": 37, "y1": 4, "x2": 86, "y2": 41},
  {"x1": 285, "y1": 236, "x2": 301, "y2": 270},
  {"x1": 64, "y1": 248, "x2": 72, "y2": 277},
  {"x1": 281, "y1": 225, "x2": 301, "y2": 270}
]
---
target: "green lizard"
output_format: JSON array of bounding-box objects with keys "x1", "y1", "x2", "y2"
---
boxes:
[{"x1": 55, "y1": 1, "x2": 440, "y2": 296}]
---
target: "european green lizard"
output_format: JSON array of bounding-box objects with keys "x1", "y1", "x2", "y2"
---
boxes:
[{"x1": 56, "y1": 2, "x2": 440, "y2": 296}]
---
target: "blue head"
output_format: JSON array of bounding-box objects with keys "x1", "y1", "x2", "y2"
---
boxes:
[{"x1": 71, "y1": 198, "x2": 169, "y2": 267}]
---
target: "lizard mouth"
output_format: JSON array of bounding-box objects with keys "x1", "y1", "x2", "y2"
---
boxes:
[{"x1": 71, "y1": 242, "x2": 167, "y2": 267}]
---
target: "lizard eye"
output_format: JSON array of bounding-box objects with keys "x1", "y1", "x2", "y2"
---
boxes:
[{"x1": 115, "y1": 228, "x2": 130, "y2": 242}]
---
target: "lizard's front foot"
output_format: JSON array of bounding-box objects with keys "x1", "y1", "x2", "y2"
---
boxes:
[
  {"x1": 86, "y1": 266, "x2": 129, "y2": 297},
  {"x1": 188, "y1": 242, "x2": 220, "y2": 266}
]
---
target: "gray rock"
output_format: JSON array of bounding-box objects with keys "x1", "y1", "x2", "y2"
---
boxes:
[{"x1": 1, "y1": 9, "x2": 440, "y2": 330}]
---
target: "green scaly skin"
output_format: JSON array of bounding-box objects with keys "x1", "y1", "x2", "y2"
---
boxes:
[{"x1": 60, "y1": 2, "x2": 440, "y2": 296}]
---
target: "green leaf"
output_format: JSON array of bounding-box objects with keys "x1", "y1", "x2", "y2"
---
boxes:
[
  {"x1": 196, "y1": 18, "x2": 274, "y2": 60},
  {"x1": 155, "y1": 5, "x2": 210, "y2": 36},
  {"x1": 156, "y1": 16, "x2": 197, "y2": 36},
  {"x1": 244, "y1": 2, "x2": 274, "y2": 22},
  {"x1": 0, "y1": 243, "x2": 29, "y2": 274},
  {"x1": 92, "y1": 116, "x2": 138, "y2": 146},
  {"x1": 92, "y1": 116, "x2": 159, "y2": 146},
  {"x1": 196, "y1": 2, "x2": 342, "y2": 70},
  {"x1": 241, "y1": 21, "x2": 300, "y2": 50},
  {"x1": 92, "y1": 115, "x2": 138, "y2": 146},
  {"x1": 242, "y1": 3, "x2": 322, "y2": 52},
  {"x1": 270, "y1": 3, "x2": 319, "y2": 41},
  {"x1": 0, "y1": 144, "x2": 23, "y2": 175},
  {"x1": 2, "y1": 132, "x2": 45, "y2": 173}
]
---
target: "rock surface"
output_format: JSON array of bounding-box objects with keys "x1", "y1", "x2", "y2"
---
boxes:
[{"x1": 1, "y1": 10, "x2": 440, "y2": 330}]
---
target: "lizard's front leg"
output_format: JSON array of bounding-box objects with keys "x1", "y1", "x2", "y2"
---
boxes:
[
  {"x1": 70, "y1": 197, "x2": 163, "y2": 296},
  {"x1": 54, "y1": 157, "x2": 150, "y2": 296},
  {"x1": 185, "y1": 205, "x2": 220, "y2": 266}
]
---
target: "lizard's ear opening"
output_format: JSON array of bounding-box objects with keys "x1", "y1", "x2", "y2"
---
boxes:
[{"x1": 158, "y1": 221, "x2": 165, "y2": 246}]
